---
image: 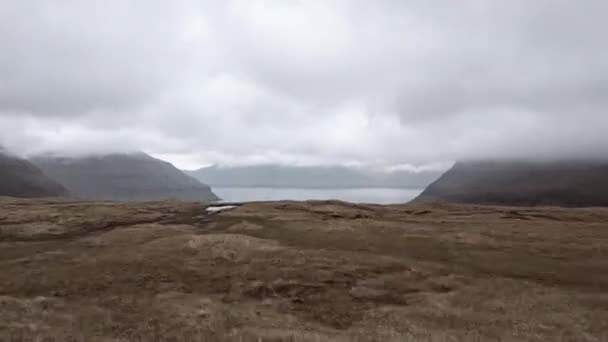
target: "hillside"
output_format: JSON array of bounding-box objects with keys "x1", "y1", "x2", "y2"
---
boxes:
[
  {"x1": 31, "y1": 152, "x2": 218, "y2": 201},
  {"x1": 0, "y1": 150, "x2": 67, "y2": 198},
  {"x1": 186, "y1": 164, "x2": 442, "y2": 189},
  {"x1": 415, "y1": 160, "x2": 608, "y2": 207}
]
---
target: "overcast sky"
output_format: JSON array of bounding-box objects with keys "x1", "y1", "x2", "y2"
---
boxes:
[{"x1": 1, "y1": 0, "x2": 607, "y2": 169}]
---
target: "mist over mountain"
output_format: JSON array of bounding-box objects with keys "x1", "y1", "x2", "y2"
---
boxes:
[
  {"x1": 31, "y1": 152, "x2": 218, "y2": 202},
  {"x1": 0, "y1": 150, "x2": 67, "y2": 198},
  {"x1": 1, "y1": 2, "x2": 607, "y2": 206},
  {"x1": 2, "y1": 2, "x2": 607, "y2": 167},
  {"x1": 186, "y1": 164, "x2": 442, "y2": 189},
  {"x1": 415, "y1": 160, "x2": 608, "y2": 207}
]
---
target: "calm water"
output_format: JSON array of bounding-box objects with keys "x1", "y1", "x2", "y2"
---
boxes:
[{"x1": 212, "y1": 187, "x2": 423, "y2": 204}]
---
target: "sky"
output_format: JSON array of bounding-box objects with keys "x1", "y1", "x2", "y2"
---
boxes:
[{"x1": 1, "y1": 0, "x2": 607, "y2": 169}]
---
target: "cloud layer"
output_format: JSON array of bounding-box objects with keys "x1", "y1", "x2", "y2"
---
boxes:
[{"x1": 1, "y1": 0, "x2": 607, "y2": 168}]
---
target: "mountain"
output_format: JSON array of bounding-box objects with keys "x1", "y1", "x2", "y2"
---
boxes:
[
  {"x1": 0, "y1": 150, "x2": 68, "y2": 198},
  {"x1": 415, "y1": 160, "x2": 608, "y2": 207},
  {"x1": 31, "y1": 152, "x2": 219, "y2": 201},
  {"x1": 186, "y1": 164, "x2": 442, "y2": 189}
]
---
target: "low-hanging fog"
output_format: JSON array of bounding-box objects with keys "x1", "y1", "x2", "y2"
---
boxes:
[{"x1": 1, "y1": 0, "x2": 607, "y2": 169}]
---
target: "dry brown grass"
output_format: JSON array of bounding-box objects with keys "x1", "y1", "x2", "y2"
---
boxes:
[{"x1": 1, "y1": 198, "x2": 607, "y2": 341}]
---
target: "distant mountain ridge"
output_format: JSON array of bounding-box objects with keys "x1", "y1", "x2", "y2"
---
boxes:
[
  {"x1": 186, "y1": 164, "x2": 442, "y2": 189},
  {"x1": 0, "y1": 150, "x2": 68, "y2": 198},
  {"x1": 31, "y1": 152, "x2": 218, "y2": 202},
  {"x1": 415, "y1": 160, "x2": 608, "y2": 207}
]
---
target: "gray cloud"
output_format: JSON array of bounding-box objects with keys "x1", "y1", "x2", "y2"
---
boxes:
[{"x1": 1, "y1": 0, "x2": 607, "y2": 168}]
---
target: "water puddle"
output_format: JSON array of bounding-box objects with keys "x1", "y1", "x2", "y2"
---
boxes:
[{"x1": 206, "y1": 205, "x2": 237, "y2": 213}]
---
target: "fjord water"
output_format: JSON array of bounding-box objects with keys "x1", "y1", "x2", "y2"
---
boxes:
[{"x1": 212, "y1": 187, "x2": 423, "y2": 204}]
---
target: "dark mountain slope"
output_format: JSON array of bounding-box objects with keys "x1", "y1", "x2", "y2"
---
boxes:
[
  {"x1": 415, "y1": 160, "x2": 608, "y2": 207},
  {"x1": 31, "y1": 152, "x2": 218, "y2": 201},
  {"x1": 0, "y1": 151, "x2": 68, "y2": 198}
]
